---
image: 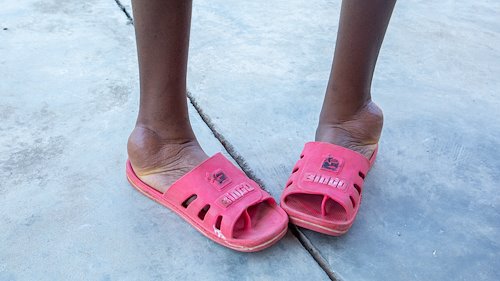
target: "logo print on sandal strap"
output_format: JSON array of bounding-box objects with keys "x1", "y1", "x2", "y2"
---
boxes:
[
  {"x1": 214, "y1": 171, "x2": 227, "y2": 184},
  {"x1": 207, "y1": 169, "x2": 232, "y2": 190},
  {"x1": 219, "y1": 183, "x2": 255, "y2": 207},
  {"x1": 321, "y1": 156, "x2": 340, "y2": 172},
  {"x1": 304, "y1": 173, "x2": 348, "y2": 191}
]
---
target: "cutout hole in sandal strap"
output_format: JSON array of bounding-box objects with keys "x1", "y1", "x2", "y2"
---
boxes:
[
  {"x1": 349, "y1": 195, "x2": 356, "y2": 208},
  {"x1": 181, "y1": 194, "x2": 197, "y2": 208},
  {"x1": 353, "y1": 184, "x2": 361, "y2": 195},
  {"x1": 198, "y1": 204, "x2": 211, "y2": 220},
  {"x1": 286, "y1": 180, "x2": 293, "y2": 188},
  {"x1": 292, "y1": 167, "x2": 299, "y2": 173},
  {"x1": 358, "y1": 171, "x2": 366, "y2": 179},
  {"x1": 215, "y1": 215, "x2": 223, "y2": 230}
]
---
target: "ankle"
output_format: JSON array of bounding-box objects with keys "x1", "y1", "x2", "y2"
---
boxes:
[
  {"x1": 315, "y1": 101, "x2": 383, "y2": 157},
  {"x1": 319, "y1": 99, "x2": 382, "y2": 125},
  {"x1": 322, "y1": 83, "x2": 373, "y2": 119},
  {"x1": 127, "y1": 126, "x2": 208, "y2": 192},
  {"x1": 127, "y1": 126, "x2": 204, "y2": 171},
  {"x1": 133, "y1": 117, "x2": 196, "y2": 140}
]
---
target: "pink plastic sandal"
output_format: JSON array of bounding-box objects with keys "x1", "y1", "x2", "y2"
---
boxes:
[
  {"x1": 126, "y1": 152, "x2": 288, "y2": 252},
  {"x1": 280, "y1": 142, "x2": 377, "y2": 236}
]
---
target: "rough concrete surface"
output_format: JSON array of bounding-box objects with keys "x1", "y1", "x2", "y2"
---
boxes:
[
  {"x1": 183, "y1": 0, "x2": 500, "y2": 280},
  {"x1": 0, "y1": 0, "x2": 328, "y2": 280},
  {"x1": 1, "y1": 0, "x2": 499, "y2": 280}
]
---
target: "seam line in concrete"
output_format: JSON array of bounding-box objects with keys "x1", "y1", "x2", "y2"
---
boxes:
[
  {"x1": 114, "y1": 0, "x2": 134, "y2": 24},
  {"x1": 290, "y1": 226, "x2": 343, "y2": 281},
  {"x1": 187, "y1": 92, "x2": 267, "y2": 189},
  {"x1": 187, "y1": 94, "x2": 340, "y2": 281},
  {"x1": 113, "y1": 3, "x2": 340, "y2": 280}
]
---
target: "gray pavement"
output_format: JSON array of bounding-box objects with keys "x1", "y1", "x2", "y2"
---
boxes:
[{"x1": 1, "y1": 0, "x2": 499, "y2": 280}]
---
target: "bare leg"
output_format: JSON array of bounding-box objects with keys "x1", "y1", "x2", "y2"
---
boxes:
[
  {"x1": 316, "y1": 0, "x2": 397, "y2": 158},
  {"x1": 127, "y1": 0, "x2": 208, "y2": 193}
]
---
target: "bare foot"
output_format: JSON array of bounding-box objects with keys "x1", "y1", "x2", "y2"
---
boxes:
[
  {"x1": 315, "y1": 101, "x2": 383, "y2": 159},
  {"x1": 127, "y1": 126, "x2": 208, "y2": 193}
]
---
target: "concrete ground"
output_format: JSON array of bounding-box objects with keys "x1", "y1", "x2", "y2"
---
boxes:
[{"x1": 0, "y1": 0, "x2": 498, "y2": 280}]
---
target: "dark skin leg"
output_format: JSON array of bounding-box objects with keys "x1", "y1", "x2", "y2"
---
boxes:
[
  {"x1": 127, "y1": 0, "x2": 396, "y2": 193},
  {"x1": 127, "y1": 0, "x2": 208, "y2": 193},
  {"x1": 316, "y1": 0, "x2": 397, "y2": 158}
]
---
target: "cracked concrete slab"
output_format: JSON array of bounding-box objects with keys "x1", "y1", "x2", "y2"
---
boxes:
[
  {"x1": 153, "y1": 0, "x2": 497, "y2": 280},
  {"x1": 0, "y1": 0, "x2": 329, "y2": 280}
]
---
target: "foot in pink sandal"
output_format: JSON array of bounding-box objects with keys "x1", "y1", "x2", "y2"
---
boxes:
[
  {"x1": 126, "y1": 152, "x2": 288, "y2": 252},
  {"x1": 280, "y1": 142, "x2": 377, "y2": 236}
]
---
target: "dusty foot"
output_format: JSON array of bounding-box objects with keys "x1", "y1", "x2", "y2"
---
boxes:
[
  {"x1": 127, "y1": 126, "x2": 208, "y2": 193},
  {"x1": 315, "y1": 101, "x2": 383, "y2": 159}
]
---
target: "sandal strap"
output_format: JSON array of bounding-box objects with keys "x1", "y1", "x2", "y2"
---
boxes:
[
  {"x1": 163, "y1": 153, "x2": 269, "y2": 239},
  {"x1": 283, "y1": 142, "x2": 373, "y2": 218}
]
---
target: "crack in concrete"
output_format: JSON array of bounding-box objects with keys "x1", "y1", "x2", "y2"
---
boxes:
[
  {"x1": 113, "y1": 3, "x2": 339, "y2": 280},
  {"x1": 290, "y1": 226, "x2": 342, "y2": 281},
  {"x1": 186, "y1": 92, "x2": 267, "y2": 189},
  {"x1": 188, "y1": 94, "x2": 341, "y2": 281},
  {"x1": 113, "y1": 0, "x2": 133, "y2": 24}
]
